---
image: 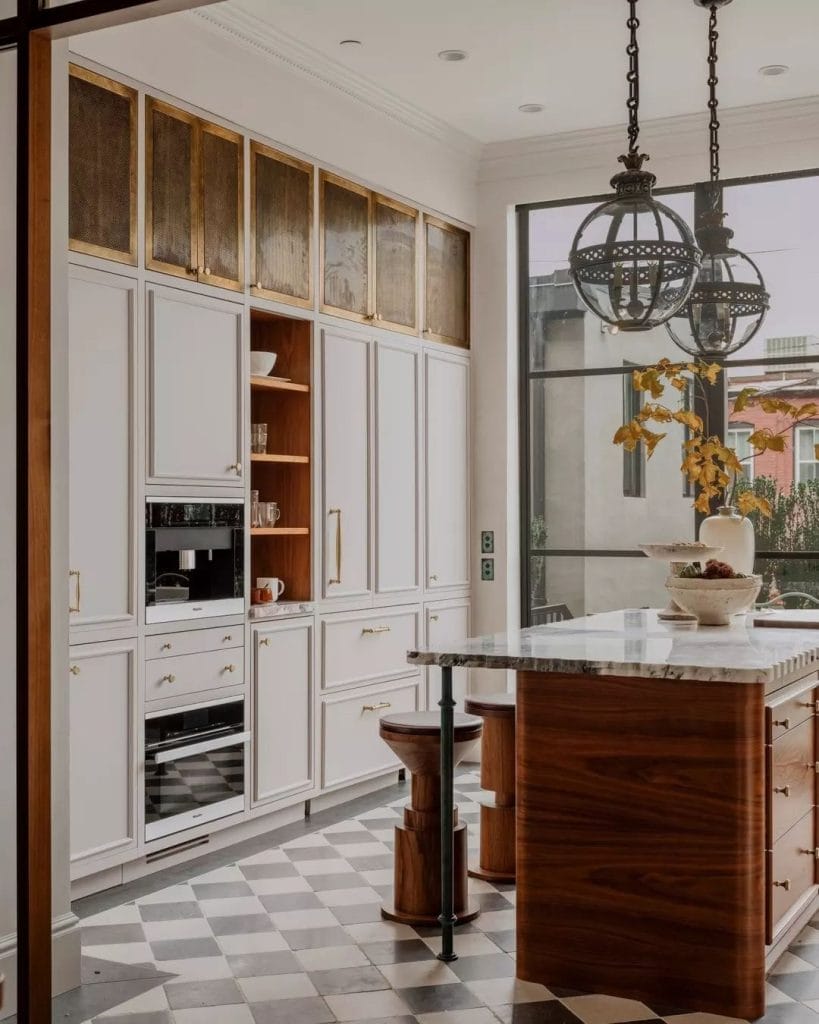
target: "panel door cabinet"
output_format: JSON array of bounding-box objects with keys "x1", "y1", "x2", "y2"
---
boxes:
[
  {"x1": 69, "y1": 267, "x2": 137, "y2": 638},
  {"x1": 69, "y1": 65, "x2": 137, "y2": 265},
  {"x1": 251, "y1": 142, "x2": 313, "y2": 308},
  {"x1": 69, "y1": 640, "x2": 137, "y2": 873},
  {"x1": 424, "y1": 215, "x2": 470, "y2": 348},
  {"x1": 426, "y1": 600, "x2": 470, "y2": 712},
  {"x1": 146, "y1": 97, "x2": 243, "y2": 291},
  {"x1": 148, "y1": 287, "x2": 244, "y2": 485},
  {"x1": 374, "y1": 194, "x2": 418, "y2": 334},
  {"x1": 253, "y1": 620, "x2": 313, "y2": 805},
  {"x1": 321, "y1": 329, "x2": 371, "y2": 600},
  {"x1": 425, "y1": 350, "x2": 470, "y2": 590},
  {"x1": 374, "y1": 340, "x2": 419, "y2": 597}
]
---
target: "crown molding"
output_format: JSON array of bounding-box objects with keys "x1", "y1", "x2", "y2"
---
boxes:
[{"x1": 191, "y1": 4, "x2": 482, "y2": 162}]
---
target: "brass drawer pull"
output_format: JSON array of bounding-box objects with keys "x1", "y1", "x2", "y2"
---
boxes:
[
  {"x1": 805, "y1": 762, "x2": 819, "y2": 772},
  {"x1": 362, "y1": 626, "x2": 391, "y2": 635},
  {"x1": 363, "y1": 701, "x2": 392, "y2": 712},
  {"x1": 162, "y1": 674, "x2": 176, "y2": 684},
  {"x1": 773, "y1": 879, "x2": 792, "y2": 891},
  {"x1": 773, "y1": 786, "x2": 791, "y2": 797},
  {"x1": 229, "y1": 462, "x2": 242, "y2": 474},
  {"x1": 69, "y1": 569, "x2": 81, "y2": 614},
  {"x1": 161, "y1": 642, "x2": 172, "y2": 651},
  {"x1": 430, "y1": 573, "x2": 439, "y2": 582},
  {"x1": 223, "y1": 635, "x2": 233, "y2": 642},
  {"x1": 800, "y1": 848, "x2": 819, "y2": 859},
  {"x1": 259, "y1": 637, "x2": 270, "y2": 647},
  {"x1": 328, "y1": 508, "x2": 342, "y2": 584},
  {"x1": 772, "y1": 718, "x2": 791, "y2": 729},
  {"x1": 223, "y1": 664, "x2": 236, "y2": 673},
  {"x1": 800, "y1": 701, "x2": 819, "y2": 710},
  {"x1": 430, "y1": 614, "x2": 439, "y2": 622},
  {"x1": 69, "y1": 665, "x2": 80, "y2": 676}
]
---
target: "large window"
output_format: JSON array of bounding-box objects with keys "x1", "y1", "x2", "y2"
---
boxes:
[{"x1": 519, "y1": 171, "x2": 819, "y2": 624}]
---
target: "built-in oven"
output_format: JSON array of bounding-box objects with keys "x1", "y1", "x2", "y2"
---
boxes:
[
  {"x1": 145, "y1": 497, "x2": 244, "y2": 623},
  {"x1": 144, "y1": 696, "x2": 249, "y2": 842}
]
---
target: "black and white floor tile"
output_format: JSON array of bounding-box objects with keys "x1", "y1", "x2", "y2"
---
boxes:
[{"x1": 56, "y1": 772, "x2": 819, "y2": 1024}]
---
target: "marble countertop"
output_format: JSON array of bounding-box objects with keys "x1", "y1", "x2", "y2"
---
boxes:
[{"x1": 407, "y1": 609, "x2": 819, "y2": 684}]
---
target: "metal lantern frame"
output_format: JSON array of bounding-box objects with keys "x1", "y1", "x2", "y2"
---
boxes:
[
  {"x1": 667, "y1": 0, "x2": 770, "y2": 357},
  {"x1": 569, "y1": 0, "x2": 702, "y2": 331}
]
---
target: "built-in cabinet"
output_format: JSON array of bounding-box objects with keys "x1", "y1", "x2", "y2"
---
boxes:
[
  {"x1": 68, "y1": 267, "x2": 137, "y2": 639},
  {"x1": 69, "y1": 640, "x2": 138, "y2": 871},
  {"x1": 424, "y1": 215, "x2": 470, "y2": 348},
  {"x1": 425, "y1": 599, "x2": 470, "y2": 712},
  {"x1": 147, "y1": 286, "x2": 244, "y2": 486}
]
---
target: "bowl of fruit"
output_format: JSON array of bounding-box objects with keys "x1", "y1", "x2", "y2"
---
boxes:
[{"x1": 665, "y1": 560, "x2": 762, "y2": 626}]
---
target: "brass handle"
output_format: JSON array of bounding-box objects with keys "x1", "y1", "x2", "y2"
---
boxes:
[
  {"x1": 69, "y1": 665, "x2": 80, "y2": 676},
  {"x1": 229, "y1": 462, "x2": 242, "y2": 474},
  {"x1": 362, "y1": 626, "x2": 392, "y2": 635},
  {"x1": 188, "y1": 266, "x2": 197, "y2": 275},
  {"x1": 259, "y1": 637, "x2": 270, "y2": 647},
  {"x1": 430, "y1": 614, "x2": 439, "y2": 622},
  {"x1": 363, "y1": 701, "x2": 392, "y2": 712},
  {"x1": 162, "y1": 674, "x2": 176, "y2": 684},
  {"x1": 328, "y1": 508, "x2": 342, "y2": 585},
  {"x1": 223, "y1": 664, "x2": 236, "y2": 673},
  {"x1": 255, "y1": 281, "x2": 262, "y2": 289},
  {"x1": 430, "y1": 573, "x2": 439, "y2": 582},
  {"x1": 161, "y1": 642, "x2": 172, "y2": 651},
  {"x1": 774, "y1": 786, "x2": 791, "y2": 797},
  {"x1": 805, "y1": 763, "x2": 819, "y2": 772},
  {"x1": 223, "y1": 635, "x2": 233, "y2": 642},
  {"x1": 773, "y1": 879, "x2": 792, "y2": 891},
  {"x1": 800, "y1": 848, "x2": 819, "y2": 859},
  {"x1": 204, "y1": 266, "x2": 211, "y2": 275},
  {"x1": 800, "y1": 701, "x2": 819, "y2": 710},
  {"x1": 69, "y1": 569, "x2": 81, "y2": 614},
  {"x1": 772, "y1": 718, "x2": 791, "y2": 729},
  {"x1": 197, "y1": 265, "x2": 204, "y2": 274}
]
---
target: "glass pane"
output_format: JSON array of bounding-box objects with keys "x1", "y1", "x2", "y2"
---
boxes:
[
  {"x1": 756, "y1": 558, "x2": 819, "y2": 608},
  {"x1": 532, "y1": 556, "x2": 671, "y2": 620}
]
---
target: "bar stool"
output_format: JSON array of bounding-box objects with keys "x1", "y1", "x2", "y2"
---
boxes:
[
  {"x1": 464, "y1": 693, "x2": 516, "y2": 883},
  {"x1": 379, "y1": 711, "x2": 483, "y2": 926}
]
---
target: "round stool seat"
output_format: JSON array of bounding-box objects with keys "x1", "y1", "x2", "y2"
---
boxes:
[
  {"x1": 464, "y1": 693, "x2": 515, "y2": 719},
  {"x1": 380, "y1": 711, "x2": 482, "y2": 741}
]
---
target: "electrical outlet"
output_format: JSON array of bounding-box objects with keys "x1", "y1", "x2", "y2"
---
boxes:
[
  {"x1": 481, "y1": 557, "x2": 494, "y2": 582},
  {"x1": 481, "y1": 530, "x2": 495, "y2": 554}
]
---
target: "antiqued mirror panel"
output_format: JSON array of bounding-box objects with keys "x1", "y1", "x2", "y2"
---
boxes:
[
  {"x1": 425, "y1": 218, "x2": 469, "y2": 347},
  {"x1": 375, "y1": 198, "x2": 417, "y2": 331},
  {"x1": 322, "y1": 175, "x2": 369, "y2": 317},
  {"x1": 252, "y1": 144, "x2": 312, "y2": 304},
  {"x1": 147, "y1": 99, "x2": 196, "y2": 276},
  {"x1": 201, "y1": 124, "x2": 243, "y2": 289}
]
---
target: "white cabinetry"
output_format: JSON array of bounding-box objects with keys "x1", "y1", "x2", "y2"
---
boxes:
[
  {"x1": 68, "y1": 267, "x2": 137, "y2": 639},
  {"x1": 321, "y1": 328, "x2": 371, "y2": 599},
  {"x1": 147, "y1": 286, "x2": 244, "y2": 486},
  {"x1": 374, "y1": 339, "x2": 419, "y2": 598},
  {"x1": 252, "y1": 620, "x2": 314, "y2": 805},
  {"x1": 425, "y1": 350, "x2": 469, "y2": 591},
  {"x1": 69, "y1": 640, "x2": 137, "y2": 873},
  {"x1": 425, "y1": 599, "x2": 470, "y2": 711}
]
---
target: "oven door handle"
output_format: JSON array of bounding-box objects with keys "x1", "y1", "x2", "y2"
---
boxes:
[{"x1": 153, "y1": 730, "x2": 250, "y2": 765}]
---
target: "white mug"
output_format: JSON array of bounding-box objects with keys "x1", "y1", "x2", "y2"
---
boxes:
[{"x1": 257, "y1": 577, "x2": 285, "y2": 601}]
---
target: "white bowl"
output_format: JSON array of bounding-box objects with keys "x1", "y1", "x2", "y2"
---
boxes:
[
  {"x1": 665, "y1": 575, "x2": 762, "y2": 626},
  {"x1": 251, "y1": 351, "x2": 277, "y2": 377}
]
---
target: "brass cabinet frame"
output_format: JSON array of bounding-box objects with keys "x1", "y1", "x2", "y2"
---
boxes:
[
  {"x1": 68, "y1": 63, "x2": 137, "y2": 266},
  {"x1": 250, "y1": 140, "x2": 313, "y2": 309},
  {"x1": 198, "y1": 119, "x2": 244, "y2": 292},
  {"x1": 319, "y1": 169, "x2": 374, "y2": 325},
  {"x1": 423, "y1": 213, "x2": 471, "y2": 349},
  {"x1": 373, "y1": 191, "x2": 420, "y2": 337}
]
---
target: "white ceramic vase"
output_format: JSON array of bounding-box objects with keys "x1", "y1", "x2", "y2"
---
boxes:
[{"x1": 699, "y1": 506, "x2": 755, "y2": 575}]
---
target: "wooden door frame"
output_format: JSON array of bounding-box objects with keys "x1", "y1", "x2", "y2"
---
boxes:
[{"x1": 6, "y1": 5, "x2": 218, "y2": 1022}]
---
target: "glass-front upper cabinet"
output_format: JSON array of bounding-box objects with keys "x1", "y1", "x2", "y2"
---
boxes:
[
  {"x1": 146, "y1": 96, "x2": 243, "y2": 291},
  {"x1": 250, "y1": 141, "x2": 313, "y2": 308},
  {"x1": 424, "y1": 215, "x2": 470, "y2": 348},
  {"x1": 69, "y1": 64, "x2": 137, "y2": 265},
  {"x1": 374, "y1": 194, "x2": 418, "y2": 335}
]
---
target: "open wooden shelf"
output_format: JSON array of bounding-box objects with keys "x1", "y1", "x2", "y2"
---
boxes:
[
  {"x1": 251, "y1": 453, "x2": 309, "y2": 464},
  {"x1": 250, "y1": 376, "x2": 310, "y2": 394},
  {"x1": 251, "y1": 527, "x2": 309, "y2": 537}
]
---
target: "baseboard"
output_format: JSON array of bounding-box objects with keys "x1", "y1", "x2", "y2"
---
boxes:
[{"x1": 0, "y1": 911, "x2": 82, "y2": 1020}]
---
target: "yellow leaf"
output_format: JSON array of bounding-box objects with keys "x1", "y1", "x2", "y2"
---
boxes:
[
  {"x1": 699, "y1": 362, "x2": 722, "y2": 384},
  {"x1": 669, "y1": 376, "x2": 687, "y2": 391},
  {"x1": 797, "y1": 403, "x2": 819, "y2": 420},
  {"x1": 732, "y1": 387, "x2": 758, "y2": 413},
  {"x1": 642, "y1": 403, "x2": 673, "y2": 424},
  {"x1": 694, "y1": 492, "x2": 712, "y2": 514},
  {"x1": 760, "y1": 397, "x2": 797, "y2": 417},
  {"x1": 767, "y1": 434, "x2": 786, "y2": 452},
  {"x1": 736, "y1": 492, "x2": 773, "y2": 519},
  {"x1": 641, "y1": 427, "x2": 666, "y2": 458},
  {"x1": 672, "y1": 409, "x2": 703, "y2": 432}
]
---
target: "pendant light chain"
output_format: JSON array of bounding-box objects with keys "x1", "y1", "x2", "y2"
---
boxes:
[
  {"x1": 707, "y1": 2, "x2": 720, "y2": 182},
  {"x1": 626, "y1": 0, "x2": 641, "y2": 155}
]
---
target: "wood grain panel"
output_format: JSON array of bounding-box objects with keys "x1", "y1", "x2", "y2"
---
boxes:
[
  {"x1": 68, "y1": 65, "x2": 136, "y2": 264},
  {"x1": 375, "y1": 194, "x2": 417, "y2": 333},
  {"x1": 251, "y1": 142, "x2": 312, "y2": 306},
  {"x1": 321, "y1": 172, "x2": 370, "y2": 318},
  {"x1": 200, "y1": 120, "x2": 243, "y2": 290},
  {"x1": 516, "y1": 670, "x2": 765, "y2": 1020},
  {"x1": 424, "y1": 215, "x2": 469, "y2": 348},
  {"x1": 146, "y1": 97, "x2": 197, "y2": 278}
]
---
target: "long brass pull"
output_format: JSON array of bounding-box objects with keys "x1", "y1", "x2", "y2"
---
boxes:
[
  {"x1": 69, "y1": 569, "x2": 81, "y2": 614},
  {"x1": 773, "y1": 879, "x2": 791, "y2": 891},
  {"x1": 363, "y1": 701, "x2": 391, "y2": 712},
  {"x1": 362, "y1": 626, "x2": 391, "y2": 636},
  {"x1": 774, "y1": 786, "x2": 791, "y2": 797},
  {"x1": 328, "y1": 508, "x2": 342, "y2": 585}
]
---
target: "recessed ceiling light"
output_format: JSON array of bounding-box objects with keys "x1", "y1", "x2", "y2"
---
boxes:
[
  {"x1": 438, "y1": 49, "x2": 468, "y2": 62},
  {"x1": 759, "y1": 64, "x2": 789, "y2": 77},
  {"x1": 519, "y1": 103, "x2": 544, "y2": 114},
  {"x1": 339, "y1": 39, "x2": 362, "y2": 48}
]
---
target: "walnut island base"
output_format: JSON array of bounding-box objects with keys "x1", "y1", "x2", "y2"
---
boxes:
[{"x1": 406, "y1": 610, "x2": 819, "y2": 1021}]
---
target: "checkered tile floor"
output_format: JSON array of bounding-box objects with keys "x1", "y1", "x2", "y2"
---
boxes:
[{"x1": 65, "y1": 772, "x2": 819, "y2": 1024}]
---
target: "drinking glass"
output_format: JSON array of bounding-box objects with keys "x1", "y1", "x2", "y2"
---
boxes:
[
  {"x1": 251, "y1": 423, "x2": 268, "y2": 454},
  {"x1": 250, "y1": 490, "x2": 262, "y2": 529},
  {"x1": 263, "y1": 502, "x2": 281, "y2": 527}
]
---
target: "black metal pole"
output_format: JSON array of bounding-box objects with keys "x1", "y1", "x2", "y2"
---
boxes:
[{"x1": 438, "y1": 664, "x2": 457, "y2": 962}]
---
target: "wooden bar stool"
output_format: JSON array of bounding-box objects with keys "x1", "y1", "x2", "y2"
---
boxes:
[
  {"x1": 465, "y1": 693, "x2": 516, "y2": 883},
  {"x1": 379, "y1": 711, "x2": 483, "y2": 926}
]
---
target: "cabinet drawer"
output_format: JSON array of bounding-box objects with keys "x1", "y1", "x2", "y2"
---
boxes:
[
  {"x1": 146, "y1": 626, "x2": 244, "y2": 661},
  {"x1": 769, "y1": 812, "x2": 816, "y2": 938},
  {"x1": 768, "y1": 686, "x2": 817, "y2": 741},
  {"x1": 322, "y1": 679, "x2": 419, "y2": 789},
  {"x1": 321, "y1": 609, "x2": 419, "y2": 690},
  {"x1": 145, "y1": 648, "x2": 244, "y2": 702},
  {"x1": 771, "y1": 718, "x2": 816, "y2": 843}
]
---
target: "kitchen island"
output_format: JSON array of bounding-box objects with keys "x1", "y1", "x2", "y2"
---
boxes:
[{"x1": 408, "y1": 609, "x2": 819, "y2": 1019}]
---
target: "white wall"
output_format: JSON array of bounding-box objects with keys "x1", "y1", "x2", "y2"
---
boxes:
[{"x1": 471, "y1": 98, "x2": 819, "y2": 672}]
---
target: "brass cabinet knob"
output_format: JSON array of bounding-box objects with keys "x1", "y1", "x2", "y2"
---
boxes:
[
  {"x1": 224, "y1": 664, "x2": 236, "y2": 673},
  {"x1": 255, "y1": 281, "x2": 262, "y2": 289},
  {"x1": 259, "y1": 637, "x2": 270, "y2": 647},
  {"x1": 197, "y1": 266, "x2": 204, "y2": 274},
  {"x1": 773, "y1": 786, "x2": 791, "y2": 797},
  {"x1": 362, "y1": 701, "x2": 391, "y2": 712},
  {"x1": 204, "y1": 267, "x2": 211, "y2": 276},
  {"x1": 229, "y1": 462, "x2": 242, "y2": 474},
  {"x1": 773, "y1": 879, "x2": 792, "y2": 891},
  {"x1": 430, "y1": 573, "x2": 439, "y2": 582},
  {"x1": 805, "y1": 762, "x2": 819, "y2": 772},
  {"x1": 772, "y1": 718, "x2": 791, "y2": 729},
  {"x1": 800, "y1": 701, "x2": 819, "y2": 709},
  {"x1": 161, "y1": 642, "x2": 172, "y2": 651},
  {"x1": 430, "y1": 614, "x2": 439, "y2": 622},
  {"x1": 162, "y1": 674, "x2": 176, "y2": 684},
  {"x1": 800, "y1": 848, "x2": 819, "y2": 859},
  {"x1": 69, "y1": 665, "x2": 80, "y2": 676},
  {"x1": 223, "y1": 635, "x2": 232, "y2": 642}
]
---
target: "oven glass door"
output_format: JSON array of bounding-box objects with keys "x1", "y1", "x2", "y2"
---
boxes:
[{"x1": 145, "y1": 698, "x2": 248, "y2": 842}]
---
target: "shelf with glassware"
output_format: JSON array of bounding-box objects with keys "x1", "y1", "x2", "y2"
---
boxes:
[{"x1": 249, "y1": 309, "x2": 312, "y2": 607}]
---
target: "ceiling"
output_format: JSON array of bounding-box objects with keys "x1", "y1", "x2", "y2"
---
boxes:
[{"x1": 202, "y1": 0, "x2": 819, "y2": 145}]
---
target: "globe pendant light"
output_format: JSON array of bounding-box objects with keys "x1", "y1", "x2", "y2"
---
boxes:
[
  {"x1": 667, "y1": 0, "x2": 769, "y2": 357},
  {"x1": 569, "y1": 0, "x2": 702, "y2": 331}
]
